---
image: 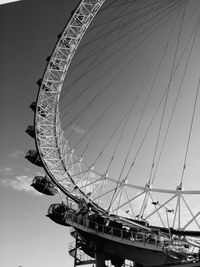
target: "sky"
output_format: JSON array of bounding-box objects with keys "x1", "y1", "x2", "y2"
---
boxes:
[
  {"x1": 0, "y1": 1, "x2": 80, "y2": 267},
  {"x1": 1, "y1": 1, "x2": 200, "y2": 267}
]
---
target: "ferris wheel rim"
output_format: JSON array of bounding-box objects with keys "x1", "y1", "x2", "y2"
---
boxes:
[
  {"x1": 34, "y1": 0, "x2": 108, "y2": 208},
  {"x1": 33, "y1": 0, "x2": 200, "y2": 230}
]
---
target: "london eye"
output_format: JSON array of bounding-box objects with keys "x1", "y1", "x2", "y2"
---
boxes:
[{"x1": 26, "y1": 0, "x2": 200, "y2": 266}]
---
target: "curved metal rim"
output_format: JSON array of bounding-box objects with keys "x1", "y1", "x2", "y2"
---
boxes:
[
  {"x1": 34, "y1": 0, "x2": 107, "y2": 210},
  {"x1": 33, "y1": 0, "x2": 200, "y2": 225}
]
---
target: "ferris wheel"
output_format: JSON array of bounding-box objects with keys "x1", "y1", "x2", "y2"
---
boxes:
[{"x1": 26, "y1": 0, "x2": 200, "y2": 266}]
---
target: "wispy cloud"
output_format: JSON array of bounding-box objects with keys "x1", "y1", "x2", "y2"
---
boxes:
[
  {"x1": 68, "y1": 124, "x2": 85, "y2": 134},
  {"x1": 0, "y1": 149, "x2": 45, "y2": 196},
  {"x1": 0, "y1": 166, "x2": 13, "y2": 174},
  {"x1": 1, "y1": 175, "x2": 42, "y2": 196},
  {"x1": 9, "y1": 150, "x2": 24, "y2": 159},
  {"x1": 36, "y1": 171, "x2": 44, "y2": 176}
]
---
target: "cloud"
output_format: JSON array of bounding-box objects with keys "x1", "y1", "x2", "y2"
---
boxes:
[
  {"x1": 68, "y1": 124, "x2": 85, "y2": 134},
  {"x1": 0, "y1": 166, "x2": 12, "y2": 173},
  {"x1": 0, "y1": 150, "x2": 45, "y2": 196},
  {"x1": 9, "y1": 150, "x2": 24, "y2": 159},
  {"x1": 36, "y1": 171, "x2": 44, "y2": 176},
  {"x1": 1, "y1": 175, "x2": 42, "y2": 196}
]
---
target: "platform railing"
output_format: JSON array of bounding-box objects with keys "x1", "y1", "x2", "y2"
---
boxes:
[
  {"x1": 63, "y1": 211, "x2": 174, "y2": 249},
  {"x1": 48, "y1": 208, "x2": 198, "y2": 261}
]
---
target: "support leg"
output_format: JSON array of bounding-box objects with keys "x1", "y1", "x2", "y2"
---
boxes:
[
  {"x1": 111, "y1": 256, "x2": 124, "y2": 267},
  {"x1": 95, "y1": 251, "x2": 106, "y2": 267},
  {"x1": 73, "y1": 235, "x2": 78, "y2": 267}
]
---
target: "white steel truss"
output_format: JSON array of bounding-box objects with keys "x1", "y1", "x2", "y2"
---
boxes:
[
  {"x1": 34, "y1": 0, "x2": 200, "y2": 233},
  {"x1": 35, "y1": 0, "x2": 107, "y2": 201}
]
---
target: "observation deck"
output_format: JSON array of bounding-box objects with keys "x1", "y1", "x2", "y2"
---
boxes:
[{"x1": 47, "y1": 204, "x2": 200, "y2": 267}]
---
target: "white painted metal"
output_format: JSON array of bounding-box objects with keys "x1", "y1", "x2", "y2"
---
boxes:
[
  {"x1": 34, "y1": 0, "x2": 200, "y2": 234},
  {"x1": 35, "y1": 0, "x2": 107, "y2": 201}
]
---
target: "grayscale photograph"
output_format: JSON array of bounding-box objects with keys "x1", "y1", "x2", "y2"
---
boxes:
[{"x1": 1, "y1": 1, "x2": 200, "y2": 267}]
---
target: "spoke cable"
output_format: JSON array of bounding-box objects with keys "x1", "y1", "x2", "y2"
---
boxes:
[
  {"x1": 61, "y1": 0, "x2": 182, "y2": 104},
  {"x1": 124, "y1": 7, "x2": 200, "y2": 183},
  {"x1": 180, "y1": 77, "x2": 200, "y2": 185},
  {"x1": 152, "y1": 16, "x2": 200, "y2": 185},
  {"x1": 104, "y1": 16, "x2": 169, "y2": 177},
  {"x1": 148, "y1": 1, "x2": 187, "y2": 185},
  {"x1": 108, "y1": 9, "x2": 179, "y2": 211},
  {"x1": 60, "y1": 1, "x2": 185, "y2": 144},
  {"x1": 65, "y1": 26, "x2": 169, "y2": 152}
]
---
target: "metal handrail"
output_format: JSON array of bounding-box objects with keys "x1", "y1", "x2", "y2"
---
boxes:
[
  {"x1": 64, "y1": 211, "x2": 176, "y2": 249},
  {"x1": 48, "y1": 208, "x2": 198, "y2": 261}
]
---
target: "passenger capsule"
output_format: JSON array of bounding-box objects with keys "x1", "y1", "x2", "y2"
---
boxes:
[
  {"x1": 31, "y1": 176, "x2": 58, "y2": 196},
  {"x1": 57, "y1": 33, "x2": 62, "y2": 39},
  {"x1": 29, "y1": 101, "x2": 46, "y2": 117},
  {"x1": 46, "y1": 56, "x2": 51, "y2": 62},
  {"x1": 29, "y1": 101, "x2": 36, "y2": 112},
  {"x1": 25, "y1": 125, "x2": 35, "y2": 138},
  {"x1": 37, "y1": 78, "x2": 51, "y2": 92},
  {"x1": 47, "y1": 203, "x2": 69, "y2": 225},
  {"x1": 71, "y1": 9, "x2": 75, "y2": 16},
  {"x1": 25, "y1": 150, "x2": 43, "y2": 167},
  {"x1": 37, "y1": 78, "x2": 42, "y2": 86}
]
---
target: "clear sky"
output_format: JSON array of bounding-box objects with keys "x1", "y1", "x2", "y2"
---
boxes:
[{"x1": 0, "y1": 1, "x2": 80, "y2": 267}]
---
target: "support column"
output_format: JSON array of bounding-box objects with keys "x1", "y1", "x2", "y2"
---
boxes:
[
  {"x1": 74, "y1": 234, "x2": 78, "y2": 267},
  {"x1": 111, "y1": 256, "x2": 124, "y2": 267},
  {"x1": 95, "y1": 251, "x2": 106, "y2": 267}
]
